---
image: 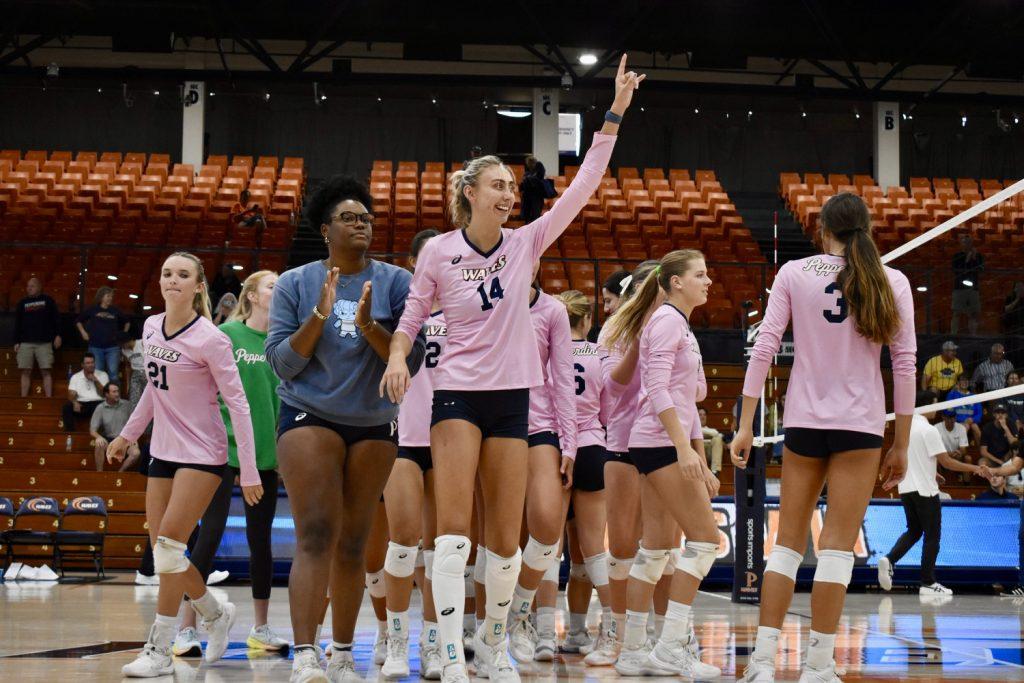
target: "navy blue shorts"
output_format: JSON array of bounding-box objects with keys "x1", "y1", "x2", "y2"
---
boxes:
[
  {"x1": 573, "y1": 445, "x2": 607, "y2": 491},
  {"x1": 605, "y1": 450, "x2": 635, "y2": 467},
  {"x1": 784, "y1": 427, "x2": 883, "y2": 458},
  {"x1": 628, "y1": 446, "x2": 678, "y2": 476},
  {"x1": 277, "y1": 402, "x2": 398, "y2": 447},
  {"x1": 146, "y1": 456, "x2": 226, "y2": 479},
  {"x1": 431, "y1": 389, "x2": 529, "y2": 441},
  {"x1": 528, "y1": 431, "x2": 561, "y2": 450},
  {"x1": 397, "y1": 446, "x2": 432, "y2": 472}
]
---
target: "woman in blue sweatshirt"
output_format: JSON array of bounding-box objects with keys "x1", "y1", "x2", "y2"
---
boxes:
[{"x1": 266, "y1": 176, "x2": 426, "y2": 682}]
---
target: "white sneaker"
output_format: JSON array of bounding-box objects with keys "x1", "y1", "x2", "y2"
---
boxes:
[
  {"x1": 122, "y1": 643, "x2": 174, "y2": 677},
  {"x1": 648, "y1": 637, "x2": 722, "y2": 678},
  {"x1": 613, "y1": 644, "x2": 650, "y2": 676},
  {"x1": 583, "y1": 630, "x2": 619, "y2": 666},
  {"x1": 877, "y1": 557, "x2": 893, "y2": 591},
  {"x1": 326, "y1": 647, "x2": 361, "y2": 681},
  {"x1": 373, "y1": 629, "x2": 388, "y2": 665},
  {"x1": 134, "y1": 571, "x2": 159, "y2": 586},
  {"x1": 34, "y1": 564, "x2": 59, "y2": 580},
  {"x1": 205, "y1": 569, "x2": 230, "y2": 585},
  {"x1": 420, "y1": 637, "x2": 443, "y2": 679},
  {"x1": 441, "y1": 663, "x2": 471, "y2": 683},
  {"x1": 381, "y1": 635, "x2": 410, "y2": 679},
  {"x1": 507, "y1": 618, "x2": 538, "y2": 663},
  {"x1": 687, "y1": 624, "x2": 701, "y2": 658},
  {"x1": 798, "y1": 663, "x2": 842, "y2": 683},
  {"x1": 534, "y1": 632, "x2": 556, "y2": 662},
  {"x1": 171, "y1": 627, "x2": 202, "y2": 657},
  {"x1": 247, "y1": 623, "x2": 289, "y2": 651},
  {"x1": 201, "y1": 599, "x2": 236, "y2": 663},
  {"x1": 560, "y1": 629, "x2": 592, "y2": 653},
  {"x1": 919, "y1": 582, "x2": 952, "y2": 596},
  {"x1": 739, "y1": 658, "x2": 776, "y2": 682},
  {"x1": 473, "y1": 627, "x2": 520, "y2": 682},
  {"x1": 291, "y1": 647, "x2": 328, "y2": 682}
]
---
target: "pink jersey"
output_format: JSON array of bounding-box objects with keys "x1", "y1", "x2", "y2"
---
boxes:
[
  {"x1": 395, "y1": 133, "x2": 616, "y2": 391},
  {"x1": 742, "y1": 255, "x2": 917, "y2": 435},
  {"x1": 528, "y1": 291, "x2": 577, "y2": 459},
  {"x1": 572, "y1": 339, "x2": 606, "y2": 449},
  {"x1": 598, "y1": 329, "x2": 641, "y2": 454},
  {"x1": 630, "y1": 304, "x2": 704, "y2": 449},
  {"x1": 120, "y1": 314, "x2": 259, "y2": 486},
  {"x1": 398, "y1": 311, "x2": 447, "y2": 448}
]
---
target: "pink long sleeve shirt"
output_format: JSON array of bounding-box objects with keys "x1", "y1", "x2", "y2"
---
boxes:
[
  {"x1": 395, "y1": 133, "x2": 616, "y2": 392},
  {"x1": 528, "y1": 291, "x2": 578, "y2": 459},
  {"x1": 598, "y1": 329, "x2": 641, "y2": 455},
  {"x1": 120, "y1": 314, "x2": 259, "y2": 486},
  {"x1": 398, "y1": 311, "x2": 447, "y2": 448},
  {"x1": 741, "y1": 255, "x2": 917, "y2": 435},
  {"x1": 572, "y1": 339, "x2": 607, "y2": 449}
]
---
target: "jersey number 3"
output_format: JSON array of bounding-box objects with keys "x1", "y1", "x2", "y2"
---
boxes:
[
  {"x1": 822, "y1": 282, "x2": 848, "y2": 324},
  {"x1": 476, "y1": 278, "x2": 505, "y2": 311},
  {"x1": 147, "y1": 362, "x2": 169, "y2": 390}
]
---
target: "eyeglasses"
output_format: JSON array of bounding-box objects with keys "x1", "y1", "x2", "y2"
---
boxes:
[{"x1": 331, "y1": 211, "x2": 375, "y2": 226}]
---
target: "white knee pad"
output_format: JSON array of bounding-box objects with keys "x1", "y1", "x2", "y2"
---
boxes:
[
  {"x1": 473, "y1": 545, "x2": 487, "y2": 583},
  {"x1": 813, "y1": 549, "x2": 854, "y2": 587},
  {"x1": 433, "y1": 534, "x2": 471, "y2": 580},
  {"x1": 583, "y1": 552, "x2": 609, "y2": 587},
  {"x1": 543, "y1": 558, "x2": 561, "y2": 583},
  {"x1": 666, "y1": 548, "x2": 684, "y2": 576},
  {"x1": 607, "y1": 554, "x2": 634, "y2": 581},
  {"x1": 423, "y1": 549, "x2": 435, "y2": 580},
  {"x1": 384, "y1": 541, "x2": 419, "y2": 579},
  {"x1": 153, "y1": 536, "x2": 189, "y2": 574},
  {"x1": 628, "y1": 546, "x2": 672, "y2": 585},
  {"x1": 522, "y1": 536, "x2": 560, "y2": 572},
  {"x1": 569, "y1": 563, "x2": 587, "y2": 581},
  {"x1": 365, "y1": 570, "x2": 386, "y2": 598},
  {"x1": 676, "y1": 541, "x2": 718, "y2": 580},
  {"x1": 764, "y1": 545, "x2": 803, "y2": 582}
]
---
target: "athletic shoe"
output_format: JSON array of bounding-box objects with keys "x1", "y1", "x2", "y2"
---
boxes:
[
  {"x1": 291, "y1": 647, "x2": 327, "y2": 683},
  {"x1": 206, "y1": 569, "x2": 230, "y2": 585},
  {"x1": 919, "y1": 582, "x2": 952, "y2": 596},
  {"x1": 508, "y1": 617, "x2": 538, "y2": 663},
  {"x1": 534, "y1": 631, "x2": 556, "y2": 662},
  {"x1": 201, "y1": 599, "x2": 236, "y2": 663},
  {"x1": 326, "y1": 648, "x2": 361, "y2": 682},
  {"x1": 420, "y1": 638, "x2": 443, "y2": 680},
  {"x1": 583, "y1": 630, "x2": 619, "y2": 666},
  {"x1": 798, "y1": 663, "x2": 842, "y2": 683},
  {"x1": 473, "y1": 626, "x2": 520, "y2": 682},
  {"x1": 441, "y1": 663, "x2": 471, "y2": 683},
  {"x1": 171, "y1": 627, "x2": 202, "y2": 657},
  {"x1": 877, "y1": 556, "x2": 893, "y2": 591},
  {"x1": 739, "y1": 658, "x2": 776, "y2": 682},
  {"x1": 648, "y1": 637, "x2": 722, "y2": 678},
  {"x1": 122, "y1": 643, "x2": 174, "y2": 678},
  {"x1": 247, "y1": 623, "x2": 289, "y2": 651},
  {"x1": 613, "y1": 644, "x2": 651, "y2": 676},
  {"x1": 1001, "y1": 585, "x2": 1024, "y2": 597},
  {"x1": 134, "y1": 571, "x2": 159, "y2": 586},
  {"x1": 463, "y1": 628, "x2": 475, "y2": 657},
  {"x1": 34, "y1": 564, "x2": 59, "y2": 580},
  {"x1": 372, "y1": 629, "x2": 388, "y2": 665},
  {"x1": 381, "y1": 635, "x2": 410, "y2": 679},
  {"x1": 687, "y1": 624, "x2": 701, "y2": 658},
  {"x1": 560, "y1": 629, "x2": 592, "y2": 653}
]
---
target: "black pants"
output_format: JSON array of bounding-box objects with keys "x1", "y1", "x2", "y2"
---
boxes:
[
  {"x1": 62, "y1": 400, "x2": 100, "y2": 432},
  {"x1": 886, "y1": 491, "x2": 941, "y2": 585},
  {"x1": 189, "y1": 466, "x2": 279, "y2": 600}
]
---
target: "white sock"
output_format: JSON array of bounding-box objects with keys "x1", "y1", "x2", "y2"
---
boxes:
[
  {"x1": 386, "y1": 609, "x2": 409, "y2": 640},
  {"x1": 190, "y1": 591, "x2": 221, "y2": 621},
  {"x1": 537, "y1": 606, "x2": 556, "y2": 636},
  {"x1": 647, "y1": 605, "x2": 657, "y2": 636},
  {"x1": 569, "y1": 611, "x2": 586, "y2": 633},
  {"x1": 613, "y1": 612, "x2": 626, "y2": 641},
  {"x1": 752, "y1": 625, "x2": 781, "y2": 665},
  {"x1": 422, "y1": 621, "x2": 439, "y2": 647},
  {"x1": 659, "y1": 600, "x2": 691, "y2": 643},
  {"x1": 462, "y1": 613, "x2": 475, "y2": 634},
  {"x1": 510, "y1": 583, "x2": 536, "y2": 621},
  {"x1": 332, "y1": 641, "x2": 353, "y2": 655},
  {"x1": 624, "y1": 609, "x2": 648, "y2": 648},
  {"x1": 806, "y1": 629, "x2": 836, "y2": 670},
  {"x1": 483, "y1": 550, "x2": 522, "y2": 645},
  {"x1": 601, "y1": 606, "x2": 613, "y2": 632},
  {"x1": 151, "y1": 613, "x2": 177, "y2": 652},
  {"x1": 654, "y1": 614, "x2": 665, "y2": 638}
]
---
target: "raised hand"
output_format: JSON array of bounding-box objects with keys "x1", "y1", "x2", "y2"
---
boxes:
[
  {"x1": 355, "y1": 281, "x2": 374, "y2": 330},
  {"x1": 611, "y1": 53, "x2": 647, "y2": 113},
  {"x1": 317, "y1": 267, "x2": 340, "y2": 320}
]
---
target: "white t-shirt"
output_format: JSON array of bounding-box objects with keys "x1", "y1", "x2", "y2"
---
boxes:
[
  {"x1": 68, "y1": 369, "x2": 110, "y2": 403},
  {"x1": 934, "y1": 421, "x2": 968, "y2": 455},
  {"x1": 122, "y1": 340, "x2": 145, "y2": 371},
  {"x1": 899, "y1": 415, "x2": 948, "y2": 497}
]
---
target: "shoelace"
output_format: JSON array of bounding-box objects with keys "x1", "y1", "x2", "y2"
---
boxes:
[
  {"x1": 516, "y1": 618, "x2": 539, "y2": 643},
  {"x1": 596, "y1": 630, "x2": 617, "y2": 653},
  {"x1": 387, "y1": 636, "x2": 407, "y2": 659}
]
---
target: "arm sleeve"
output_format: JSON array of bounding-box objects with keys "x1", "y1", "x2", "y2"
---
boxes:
[
  {"x1": 120, "y1": 381, "x2": 154, "y2": 442},
  {"x1": 548, "y1": 307, "x2": 578, "y2": 459},
  {"x1": 395, "y1": 240, "x2": 438, "y2": 345},
  {"x1": 958, "y1": 427, "x2": 968, "y2": 448},
  {"x1": 696, "y1": 362, "x2": 707, "y2": 402},
  {"x1": 922, "y1": 357, "x2": 935, "y2": 385},
  {"x1": 205, "y1": 334, "x2": 259, "y2": 487},
  {"x1": 265, "y1": 271, "x2": 311, "y2": 381},
  {"x1": 89, "y1": 407, "x2": 102, "y2": 433},
  {"x1": 889, "y1": 273, "x2": 918, "y2": 415},
  {"x1": 644, "y1": 315, "x2": 684, "y2": 416},
  {"x1": 526, "y1": 133, "x2": 616, "y2": 261},
  {"x1": 13, "y1": 302, "x2": 22, "y2": 342},
  {"x1": 597, "y1": 337, "x2": 628, "y2": 399},
  {"x1": 971, "y1": 363, "x2": 983, "y2": 387},
  {"x1": 742, "y1": 264, "x2": 792, "y2": 398},
  {"x1": 76, "y1": 308, "x2": 89, "y2": 325},
  {"x1": 389, "y1": 268, "x2": 428, "y2": 376},
  {"x1": 50, "y1": 298, "x2": 60, "y2": 337},
  {"x1": 689, "y1": 414, "x2": 702, "y2": 441},
  {"x1": 923, "y1": 427, "x2": 946, "y2": 458}
]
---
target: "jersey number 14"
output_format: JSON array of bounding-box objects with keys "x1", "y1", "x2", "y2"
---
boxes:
[{"x1": 476, "y1": 278, "x2": 505, "y2": 311}]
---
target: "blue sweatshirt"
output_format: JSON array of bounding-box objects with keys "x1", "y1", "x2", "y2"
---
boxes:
[
  {"x1": 266, "y1": 259, "x2": 426, "y2": 426},
  {"x1": 947, "y1": 388, "x2": 982, "y2": 424}
]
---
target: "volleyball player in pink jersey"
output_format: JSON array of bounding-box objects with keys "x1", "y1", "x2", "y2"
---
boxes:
[
  {"x1": 107, "y1": 252, "x2": 263, "y2": 678},
  {"x1": 506, "y1": 281, "x2": 577, "y2": 662},
  {"x1": 381, "y1": 55, "x2": 644, "y2": 683},
  {"x1": 601, "y1": 250, "x2": 721, "y2": 678},
  {"x1": 731, "y1": 192, "x2": 915, "y2": 683}
]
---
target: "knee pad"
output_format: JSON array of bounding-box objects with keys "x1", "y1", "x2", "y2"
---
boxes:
[
  {"x1": 423, "y1": 549, "x2": 435, "y2": 580},
  {"x1": 522, "y1": 536, "x2": 560, "y2": 572},
  {"x1": 764, "y1": 545, "x2": 803, "y2": 582},
  {"x1": 384, "y1": 541, "x2": 419, "y2": 579},
  {"x1": 433, "y1": 534, "x2": 471, "y2": 579},
  {"x1": 628, "y1": 546, "x2": 672, "y2": 585},
  {"x1": 153, "y1": 536, "x2": 189, "y2": 574},
  {"x1": 813, "y1": 549, "x2": 854, "y2": 587},
  {"x1": 543, "y1": 558, "x2": 561, "y2": 583},
  {"x1": 666, "y1": 548, "x2": 684, "y2": 576},
  {"x1": 365, "y1": 569, "x2": 386, "y2": 598},
  {"x1": 607, "y1": 554, "x2": 634, "y2": 582},
  {"x1": 583, "y1": 552, "x2": 609, "y2": 587},
  {"x1": 676, "y1": 541, "x2": 717, "y2": 580},
  {"x1": 569, "y1": 562, "x2": 588, "y2": 581},
  {"x1": 473, "y1": 545, "x2": 487, "y2": 583}
]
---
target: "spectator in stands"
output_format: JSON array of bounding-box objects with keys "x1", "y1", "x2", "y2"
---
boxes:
[
  {"x1": 920, "y1": 341, "x2": 963, "y2": 398},
  {"x1": 519, "y1": 154, "x2": 553, "y2": 224},
  {"x1": 212, "y1": 292, "x2": 238, "y2": 326},
  {"x1": 698, "y1": 407, "x2": 723, "y2": 474},
  {"x1": 977, "y1": 474, "x2": 1017, "y2": 500},
  {"x1": 602, "y1": 270, "x2": 630, "y2": 316},
  {"x1": 934, "y1": 410, "x2": 972, "y2": 483},
  {"x1": 63, "y1": 352, "x2": 108, "y2": 432},
  {"x1": 211, "y1": 263, "x2": 243, "y2": 304},
  {"x1": 14, "y1": 276, "x2": 61, "y2": 398},
  {"x1": 951, "y1": 234, "x2": 983, "y2": 335},
  {"x1": 1003, "y1": 281, "x2": 1024, "y2": 334},
  {"x1": 90, "y1": 381, "x2": 139, "y2": 472},
  {"x1": 232, "y1": 189, "x2": 265, "y2": 229},
  {"x1": 76, "y1": 286, "x2": 129, "y2": 384},
  {"x1": 947, "y1": 374, "x2": 982, "y2": 444},
  {"x1": 980, "y1": 403, "x2": 1019, "y2": 467},
  {"x1": 971, "y1": 343, "x2": 1014, "y2": 394},
  {"x1": 1006, "y1": 371, "x2": 1024, "y2": 435},
  {"x1": 121, "y1": 336, "x2": 146, "y2": 409}
]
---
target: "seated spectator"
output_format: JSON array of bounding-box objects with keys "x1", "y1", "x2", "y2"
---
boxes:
[
  {"x1": 698, "y1": 408, "x2": 723, "y2": 474},
  {"x1": 977, "y1": 474, "x2": 1018, "y2": 500},
  {"x1": 212, "y1": 292, "x2": 238, "y2": 325},
  {"x1": 89, "y1": 381, "x2": 140, "y2": 472},
  {"x1": 979, "y1": 403, "x2": 1019, "y2": 468},
  {"x1": 232, "y1": 189, "x2": 265, "y2": 229},
  {"x1": 1006, "y1": 370, "x2": 1024, "y2": 436},
  {"x1": 1004, "y1": 281, "x2": 1024, "y2": 334},
  {"x1": 921, "y1": 341, "x2": 963, "y2": 398},
  {"x1": 14, "y1": 277, "x2": 61, "y2": 398},
  {"x1": 946, "y1": 374, "x2": 982, "y2": 444},
  {"x1": 934, "y1": 410, "x2": 972, "y2": 483},
  {"x1": 972, "y1": 343, "x2": 1014, "y2": 394},
  {"x1": 62, "y1": 352, "x2": 108, "y2": 432}
]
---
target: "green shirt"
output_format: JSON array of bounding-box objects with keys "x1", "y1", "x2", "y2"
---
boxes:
[{"x1": 219, "y1": 320, "x2": 280, "y2": 470}]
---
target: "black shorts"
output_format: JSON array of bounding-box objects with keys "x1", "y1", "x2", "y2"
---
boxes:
[
  {"x1": 146, "y1": 456, "x2": 227, "y2": 479},
  {"x1": 573, "y1": 445, "x2": 606, "y2": 491},
  {"x1": 397, "y1": 446, "x2": 432, "y2": 472},
  {"x1": 528, "y1": 431, "x2": 561, "y2": 450},
  {"x1": 277, "y1": 402, "x2": 398, "y2": 446},
  {"x1": 628, "y1": 446, "x2": 678, "y2": 476},
  {"x1": 784, "y1": 427, "x2": 884, "y2": 458},
  {"x1": 605, "y1": 450, "x2": 635, "y2": 467},
  {"x1": 431, "y1": 389, "x2": 529, "y2": 441}
]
